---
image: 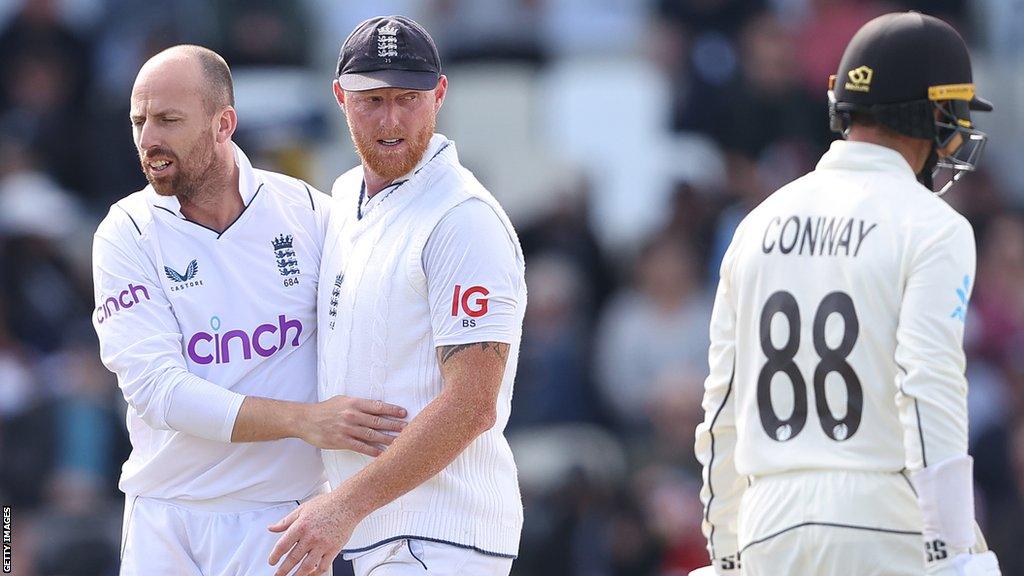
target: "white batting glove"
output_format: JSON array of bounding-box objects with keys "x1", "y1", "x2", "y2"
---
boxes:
[
  {"x1": 928, "y1": 551, "x2": 1001, "y2": 576},
  {"x1": 689, "y1": 554, "x2": 741, "y2": 576}
]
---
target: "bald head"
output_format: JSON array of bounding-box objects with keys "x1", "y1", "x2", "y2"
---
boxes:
[
  {"x1": 130, "y1": 45, "x2": 238, "y2": 202},
  {"x1": 137, "y1": 45, "x2": 233, "y2": 115}
]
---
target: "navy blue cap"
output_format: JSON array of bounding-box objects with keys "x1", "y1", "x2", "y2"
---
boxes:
[{"x1": 337, "y1": 15, "x2": 441, "y2": 91}]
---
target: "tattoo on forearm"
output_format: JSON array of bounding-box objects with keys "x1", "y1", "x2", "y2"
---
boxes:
[{"x1": 437, "y1": 342, "x2": 509, "y2": 365}]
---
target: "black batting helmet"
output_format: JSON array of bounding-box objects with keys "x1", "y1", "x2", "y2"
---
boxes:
[{"x1": 827, "y1": 12, "x2": 992, "y2": 194}]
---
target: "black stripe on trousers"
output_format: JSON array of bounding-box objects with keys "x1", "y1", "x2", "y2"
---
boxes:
[{"x1": 739, "y1": 521, "x2": 922, "y2": 555}]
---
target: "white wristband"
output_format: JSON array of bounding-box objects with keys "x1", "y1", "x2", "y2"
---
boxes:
[
  {"x1": 166, "y1": 374, "x2": 246, "y2": 442},
  {"x1": 911, "y1": 455, "x2": 977, "y2": 551}
]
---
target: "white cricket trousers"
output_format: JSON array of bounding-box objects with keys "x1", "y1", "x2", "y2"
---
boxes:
[
  {"x1": 348, "y1": 539, "x2": 513, "y2": 576},
  {"x1": 738, "y1": 469, "x2": 925, "y2": 576},
  {"x1": 120, "y1": 495, "x2": 331, "y2": 576}
]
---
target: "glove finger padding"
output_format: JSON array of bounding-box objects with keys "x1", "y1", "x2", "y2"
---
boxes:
[
  {"x1": 971, "y1": 522, "x2": 989, "y2": 553},
  {"x1": 954, "y1": 551, "x2": 1001, "y2": 576}
]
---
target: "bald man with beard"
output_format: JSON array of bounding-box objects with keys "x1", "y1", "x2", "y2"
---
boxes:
[{"x1": 91, "y1": 45, "x2": 409, "y2": 575}]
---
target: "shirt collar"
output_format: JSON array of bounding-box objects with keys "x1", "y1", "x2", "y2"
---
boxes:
[
  {"x1": 360, "y1": 133, "x2": 450, "y2": 215},
  {"x1": 816, "y1": 140, "x2": 917, "y2": 179},
  {"x1": 149, "y1": 143, "x2": 261, "y2": 217}
]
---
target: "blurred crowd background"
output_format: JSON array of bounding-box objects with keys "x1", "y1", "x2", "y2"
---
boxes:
[{"x1": 1, "y1": 0, "x2": 1023, "y2": 574}]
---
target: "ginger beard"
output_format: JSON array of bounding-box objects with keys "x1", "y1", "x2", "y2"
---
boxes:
[
  {"x1": 139, "y1": 127, "x2": 219, "y2": 199},
  {"x1": 348, "y1": 111, "x2": 436, "y2": 183}
]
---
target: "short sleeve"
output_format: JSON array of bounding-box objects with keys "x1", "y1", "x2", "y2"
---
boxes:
[{"x1": 423, "y1": 199, "x2": 523, "y2": 346}]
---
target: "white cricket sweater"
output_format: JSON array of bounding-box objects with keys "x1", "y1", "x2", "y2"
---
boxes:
[{"x1": 319, "y1": 135, "x2": 525, "y2": 557}]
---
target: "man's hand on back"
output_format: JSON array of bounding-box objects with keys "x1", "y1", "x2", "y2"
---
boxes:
[
  {"x1": 300, "y1": 396, "x2": 407, "y2": 455},
  {"x1": 231, "y1": 395, "x2": 406, "y2": 455}
]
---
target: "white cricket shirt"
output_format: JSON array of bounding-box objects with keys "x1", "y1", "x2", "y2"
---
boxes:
[
  {"x1": 696, "y1": 140, "x2": 976, "y2": 559},
  {"x1": 92, "y1": 145, "x2": 329, "y2": 504},
  {"x1": 319, "y1": 134, "x2": 526, "y2": 557}
]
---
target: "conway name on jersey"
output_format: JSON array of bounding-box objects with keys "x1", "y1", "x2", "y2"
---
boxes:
[{"x1": 92, "y1": 145, "x2": 329, "y2": 503}]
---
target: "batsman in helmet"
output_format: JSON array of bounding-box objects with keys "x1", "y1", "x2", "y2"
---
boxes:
[{"x1": 692, "y1": 12, "x2": 1001, "y2": 576}]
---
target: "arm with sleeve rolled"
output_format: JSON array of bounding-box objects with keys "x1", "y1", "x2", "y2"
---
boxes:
[
  {"x1": 92, "y1": 224, "x2": 404, "y2": 453},
  {"x1": 694, "y1": 232, "x2": 745, "y2": 576},
  {"x1": 895, "y1": 217, "x2": 1000, "y2": 575}
]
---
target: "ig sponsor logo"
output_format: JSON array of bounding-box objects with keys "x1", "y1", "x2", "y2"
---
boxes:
[
  {"x1": 187, "y1": 315, "x2": 303, "y2": 365},
  {"x1": 451, "y1": 284, "x2": 489, "y2": 327}
]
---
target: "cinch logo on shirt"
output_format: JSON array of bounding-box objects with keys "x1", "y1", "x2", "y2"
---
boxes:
[
  {"x1": 451, "y1": 285, "x2": 489, "y2": 327},
  {"x1": 95, "y1": 283, "x2": 151, "y2": 324},
  {"x1": 186, "y1": 314, "x2": 303, "y2": 365}
]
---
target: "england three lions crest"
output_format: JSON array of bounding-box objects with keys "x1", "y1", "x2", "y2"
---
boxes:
[
  {"x1": 328, "y1": 271, "x2": 343, "y2": 330},
  {"x1": 377, "y1": 23, "x2": 399, "y2": 61},
  {"x1": 272, "y1": 234, "x2": 300, "y2": 286}
]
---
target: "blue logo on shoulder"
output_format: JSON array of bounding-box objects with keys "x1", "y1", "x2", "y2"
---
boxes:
[
  {"x1": 165, "y1": 259, "x2": 198, "y2": 282},
  {"x1": 164, "y1": 259, "x2": 204, "y2": 292},
  {"x1": 950, "y1": 275, "x2": 971, "y2": 322}
]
